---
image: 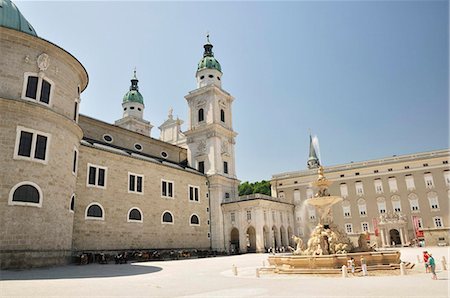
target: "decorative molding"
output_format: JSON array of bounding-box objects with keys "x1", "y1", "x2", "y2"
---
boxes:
[{"x1": 37, "y1": 53, "x2": 50, "y2": 71}]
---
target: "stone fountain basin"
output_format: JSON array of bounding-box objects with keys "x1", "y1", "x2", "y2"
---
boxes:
[
  {"x1": 305, "y1": 195, "x2": 343, "y2": 207},
  {"x1": 268, "y1": 251, "x2": 401, "y2": 273}
]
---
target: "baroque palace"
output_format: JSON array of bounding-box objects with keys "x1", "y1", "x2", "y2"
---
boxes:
[{"x1": 0, "y1": 0, "x2": 448, "y2": 268}]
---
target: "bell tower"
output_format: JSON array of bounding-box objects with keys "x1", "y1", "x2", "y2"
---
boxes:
[
  {"x1": 115, "y1": 70, "x2": 153, "y2": 136},
  {"x1": 184, "y1": 35, "x2": 239, "y2": 251}
]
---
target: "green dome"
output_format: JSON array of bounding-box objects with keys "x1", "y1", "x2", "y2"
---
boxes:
[
  {"x1": 197, "y1": 35, "x2": 222, "y2": 73},
  {"x1": 123, "y1": 90, "x2": 144, "y2": 104},
  {"x1": 0, "y1": 0, "x2": 37, "y2": 36},
  {"x1": 197, "y1": 56, "x2": 222, "y2": 73},
  {"x1": 122, "y1": 70, "x2": 144, "y2": 104}
]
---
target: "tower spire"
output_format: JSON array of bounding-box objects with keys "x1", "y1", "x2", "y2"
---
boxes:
[
  {"x1": 203, "y1": 33, "x2": 214, "y2": 57},
  {"x1": 307, "y1": 134, "x2": 320, "y2": 169},
  {"x1": 130, "y1": 68, "x2": 139, "y2": 91}
]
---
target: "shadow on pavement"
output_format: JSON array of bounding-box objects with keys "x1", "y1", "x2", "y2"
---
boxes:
[{"x1": 0, "y1": 262, "x2": 162, "y2": 280}]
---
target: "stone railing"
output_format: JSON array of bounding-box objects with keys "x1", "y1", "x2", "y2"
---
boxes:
[{"x1": 222, "y1": 193, "x2": 285, "y2": 204}]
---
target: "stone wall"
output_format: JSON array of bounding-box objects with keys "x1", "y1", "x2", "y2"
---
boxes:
[{"x1": 72, "y1": 144, "x2": 210, "y2": 251}]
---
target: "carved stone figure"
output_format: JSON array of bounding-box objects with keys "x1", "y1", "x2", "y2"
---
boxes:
[
  {"x1": 288, "y1": 235, "x2": 304, "y2": 255},
  {"x1": 37, "y1": 53, "x2": 50, "y2": 71}
]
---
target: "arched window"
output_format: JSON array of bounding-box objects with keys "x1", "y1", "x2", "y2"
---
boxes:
[
  {"x1": 220, "y1": 109, "x2": 225, "y2": 122},
  {"x1": 198, "y1": 108, "x2": 204, "y2": 122},
  {"x1": 391, "y1": 195, "x2": 401, "y2": 212},
  {"x1": 377, "y1": 197, "x2": 386, "y2": 214},
  {"x1": 70, "y1": 194, "x2": 75, "y2": 212},
  {"x1": 128, "y1": 208, "x2": 143, "y2": 222},
  {"x1": 358, "y1": 198, "x2": 367, "y2": 216},
  {"x1": 190, "y1": 214, "x2": 200, "y2": 225},
  {"x1": 162, "y1": 211, "x2": 173, "y2": 224},
  {"x1": 408, "y1": 193, "x2": 420, "y2": 211},
  {"x1": 342, "y1": 200, "x2": 351, "y2": 218},
  {"x1": 86, "y1": 203, "x2": 104, "y2": 220},
  {"x1": 427, "y1": 192, "x2": 440, "y2": 210},
  {"x1": 9, "y1": 182, "x2": 42, "y2": 207}
]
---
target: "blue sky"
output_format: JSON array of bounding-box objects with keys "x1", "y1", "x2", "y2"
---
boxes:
[{"x1": 17, "y1": 1, "x2": 449, "y2": 182}]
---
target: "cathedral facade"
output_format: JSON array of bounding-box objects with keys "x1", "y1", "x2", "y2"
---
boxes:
[{"x1": 0, "y1": 0, "x2": 237, "y2": 268}]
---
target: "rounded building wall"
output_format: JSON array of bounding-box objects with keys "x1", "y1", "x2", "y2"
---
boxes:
[
  {"x1": 0, "y1": 27, "x2": 88, "y2": 121},
  {"x1": 0, "y1": 27, "x2": 87, "y2": 269}
]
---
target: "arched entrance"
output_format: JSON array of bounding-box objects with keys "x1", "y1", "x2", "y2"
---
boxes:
[
  {"x1": 389, "y1": 229, "x2": 401, "y2": 246},
  {"x1": 230, "y1": 228, "x2": 240, "y2": 254},
  {"x1": 263, "y1": 226, "x2": 270, "y2": 251},
  {"x1": 272, "y1": 226, "x2": 279, "y2": 249},
  {"x1": 246, "y1": 226, "x2": 256, "y2": 253}
]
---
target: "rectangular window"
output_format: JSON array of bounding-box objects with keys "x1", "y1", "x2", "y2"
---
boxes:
[
  {"x1": 87, "y1": 164, "x2": 107, "y2": 188},
  {"x1": 14, "y1": 127, "x2": 50, "y2": 163},
  {"x1": 405, "y1": 175, "x2": 415, "y2": 190},
  {"x1": 345, "y1": 223, "x2": 353, "y2": 234},
  {"x1": 231, "y1": 212, "x2": 235, "y2": 222},
  {"x1": 25, "y1": 76, "x2": 38, "y2": 99},
  {"x1": 434, "y1": 217, "x2": 443, "y2": 228},
  {"x1": 72, "y1": 148, "x2": 78, "y2": 174},
  {"x1": 189, "y1": 185, "x2": 199, "y2": 201},
  {"x1": 34, "y1": 135, "x2": 47, "y2": 160},
  {"x1": 355, "y1": 181, "x2": 364, "y2": 195},
  {"x1": 374, "y1": 179, "x2": 383, "y2": 194},
  {"x1": 40, "y1": 80, "x2": 51, "y2": 104},
  {"x1": 161, "y1": 180, "x2": 174, "y2": 198},
  {"x1": 73, "y1": 101, "x2": 79, "y2": 122},
  {"x1": 424, "y1": 173, "x2": 434, "y2": 188},
  {"x1": 23, "y1": 74, "x2": 53, "y2": 105},
  {"x1": 340, "y1": 183, "x2": 348, "y2": 198},
  {"x1": 129, "y1": 173, "x2": 144, "y2": 194},
  {"x1": 294, "y1": 190, "x2": 301, "y2": 202},
  {"x1": 417, "y1": 218, "x2": 423, "y2": 229},
  {"x1": 388, "y1": 177, "x2": 398, "y2": 192},
  {"x1": 18, "y1": 131, "x2": 33, "y2": 157},
  {"x1": 198, "y1": 161, "x2": 205, "y2": 174},
  {"x1": 224, "y1": 161, "x2": 228, "y2": 174},
  {"x1": 361, "y1": 222, "x2": 369, "y2": 232},
  {"x1": 444, "y1": 170, "x2": 450, "y2": 187},
  {"x1": 247, "y1": 210, "x2": 252, "y2": 221}
]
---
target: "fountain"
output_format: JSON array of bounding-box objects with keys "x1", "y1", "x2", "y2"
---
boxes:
[{"x1": 267, "y1": 166, "x2": 402, "y2": 274}]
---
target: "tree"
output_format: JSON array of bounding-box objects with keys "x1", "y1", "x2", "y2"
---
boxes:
[{"x1": 238, "y1": 180, "x2": 271, "y2": 196}]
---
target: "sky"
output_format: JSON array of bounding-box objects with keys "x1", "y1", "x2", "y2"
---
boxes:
[{"x1": 16, "y1": 0, "x2": 449, "y2": 182}]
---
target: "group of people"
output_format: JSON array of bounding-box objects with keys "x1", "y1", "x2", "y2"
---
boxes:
[
  {"x1": 423, "y1": 251, "x2": 437, "y2": 280},
  {"x1": 346, "y1": 256, "x2": 368, "y2": 276}
]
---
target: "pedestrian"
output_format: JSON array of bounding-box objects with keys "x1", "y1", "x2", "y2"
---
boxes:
[
  {"x1": 360, "y1": 256, "x2": 368, "y2": 276},
  {"x1": 347, "y1": 257, "x2": 355, "y2": 275},
  {"x1": 427, "y1": 253, "x2": 437, "y2": 280},
  {"x1": 423, "y1": 251, "x2": 430, "y2": 273}
]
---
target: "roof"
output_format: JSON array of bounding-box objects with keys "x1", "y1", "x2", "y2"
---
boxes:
[{"x1": 0, "y1": 0, "x2": 37, "y2": 36}]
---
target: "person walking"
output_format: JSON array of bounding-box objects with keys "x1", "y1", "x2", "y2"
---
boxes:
[
  {"x1": 427, "y1": 253, "x2": 437, "y2": 280},
  {"x1": 360, "y1": 256, "x2": 368, "y2": 276},
  {"x1": 423, "y1": 251, "x2": 430, "y2": 273}
]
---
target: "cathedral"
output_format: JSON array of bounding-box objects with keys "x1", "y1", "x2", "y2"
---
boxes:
[
  {"x1": 0, "y1": 0, "x2": 238, "y2": 268},
  {"x1": 0, "y1": 0, "x2": 448, "y2": 269}
]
